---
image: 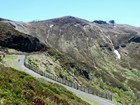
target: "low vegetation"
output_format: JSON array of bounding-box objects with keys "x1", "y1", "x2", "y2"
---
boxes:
[
  {"x1": 1, "y1": 55, "x2": 19, "y2": 69},
  {"x1": 26, "y1": 47, "x2": 140, "y2": 105},
  {"x1": 0, "y1": 65, "x2": 89, "y2": 105}
]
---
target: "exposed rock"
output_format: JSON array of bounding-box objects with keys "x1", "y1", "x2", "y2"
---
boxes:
[
  {"x1": 0, "y1": 22, "x2": 46, "y2": 52},
  {"x1": 0, "y1": 35, "x2": 45, "y2": 52},
  {"x1": 128, "y1": 37, "x2": 140, "y2": 43}
]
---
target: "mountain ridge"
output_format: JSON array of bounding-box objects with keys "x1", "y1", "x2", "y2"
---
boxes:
[{"x1": 0, "y1": 16, "x2": 140, "y2": 104}]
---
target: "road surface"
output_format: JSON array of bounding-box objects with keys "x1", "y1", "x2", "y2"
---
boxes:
[{"x1": 17, "y1": 55, "x2": 115, "y2": 105}]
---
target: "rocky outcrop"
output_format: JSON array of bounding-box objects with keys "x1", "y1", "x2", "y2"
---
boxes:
[
  {"x1": 0, "y1": 22, "x2": 46, "y2": 52},
  {"x1": 0, "y1": 35, "x2": 45, "y2": 52},
  {"x1": 128, "y1": 37, "x2": 140, "y2": 43}
]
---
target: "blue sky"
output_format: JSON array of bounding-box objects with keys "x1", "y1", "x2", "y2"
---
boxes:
[{"x1": 0, "y1": 0, "x2": 140, "y2": 26}]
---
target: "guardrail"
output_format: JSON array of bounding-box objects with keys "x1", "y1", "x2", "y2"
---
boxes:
[{"x1": 24, "y1": 61, "x2": 113, "y2": 101}]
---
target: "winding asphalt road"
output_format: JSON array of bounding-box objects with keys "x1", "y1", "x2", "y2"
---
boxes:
[{"x1": 17, "y1": 55, "x2": 115, "y2": 105}]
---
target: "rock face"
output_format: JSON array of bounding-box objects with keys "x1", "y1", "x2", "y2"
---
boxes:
[
  {"x1": 128, "y1": 36, "x2": 140, "y2": 43},
  {"x1": 0, "y1": 35, "x2": 45, "y2": 52},
  {"x1": 0, "y1": 22, "x2": 46, "y2": 52}
]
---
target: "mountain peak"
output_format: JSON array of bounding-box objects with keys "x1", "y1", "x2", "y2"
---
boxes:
[{"x1": 45, "y1": 16, "x2": 89, "y2": 26}]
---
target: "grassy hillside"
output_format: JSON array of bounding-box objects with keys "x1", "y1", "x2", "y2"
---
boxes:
[
  {"x1": 26, "y1": 48, "x2": 140, "y2": 105},
  {"x1": 1, "y1": 17, "x2": 140, "y2": 105},
  {"x1": 0, "y1": 65, "x2": 89, "y2": 105}
]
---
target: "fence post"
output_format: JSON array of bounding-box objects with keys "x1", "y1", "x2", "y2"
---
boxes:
[
  {"x1": 59, "y1": 78, "x2": 61, "y2": 83},
  {"x1": 87, "y1": 88, "x2": 90, "y2": 94},
  {"x1": 74, "y1": 83, "x2": 77, "y2": 89},
  {"x1": 84, "y1": 87, "x2": 87, "y2": 92},
  {"x1": 98, "y1": 91, "x2": 101, "y2": 97},
  {"x1": 64, "y1": 79, "x2": 66, "y2": 85},
  {"x1": 81, "y1": 86, "x2": 83, "y2": 91},
  {"x1": 62, "y1": 79, "x2": 64, "y2": 84},
  {"x1": 69, "y1": 82, "x2": 72, "y2": 87},
  {"x1": 78, "y1": 85, "x2": 81, "y2": 90},
  {"x1": 92, "y1": 90, "x2": 95, "y2": 95},
  {"x1": 102, "y1": 93, "x2": 106, "y2": 98},
  {"x1": 46, "y1": 73, "x2": 49, "y2": 78},
  {"x1": 72, "y1": 83, "x2": 74, "y2": 88},
  {"x1": 57, "y1": 77, "x2": 59, "y2": 82},
  {"x1": 67, "y1": 81, "x2": 70, "y2": 86},
  {"x1": 105, "y1": 93, "x2": 108, "y2": 99},
  {"x1": 54, "y1": 75, "x2": 57, "y2": 81},
  {"x1": 95, "y1": 90, "x2": 98, "y2": 96},
  {"x1": 52, "y1": 75, "x2": 54, "y2": 80},
  {"x1": 53, "y1": 75, "x2": 55, "y2": 80},
  {"x1": 50, "y1": 75, "x2": 52, "y2": 79},
  {"x1": 83, "y1": 86, "x2": 86, "y2": 92},
  {"x1": 42, "y1": 72, "x2": 45, "y2": 76},
  {"x1": 88, "y1": 88, "x2": 92, "y2": 94},
  {"x1": 100, "y1": 92, "x2": 103, "y2": 98},
  {"x1": 65, "y1": 80, "x2": 68, "y2": 86},
  {"x1": 109, "y1": 94, "x2": 112, "y2": 101}
]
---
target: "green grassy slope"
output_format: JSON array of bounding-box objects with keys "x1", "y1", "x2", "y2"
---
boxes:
[
  {"x1": 0, "y1": 65, "x2": 89, "y2": 105},
  {"x1": 26, "y1": 48, "x2": 140, "y2": 105}
]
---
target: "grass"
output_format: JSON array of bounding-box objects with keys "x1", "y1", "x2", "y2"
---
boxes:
[
  {"x1": 110, "y1": 87, "x2": 140, "y2": 105},
  {"x1": 0, "y1": 65, "x2": 89, "y2": 105},
  {"x1": 2, "y1": 55, "x2": 19, "y2": 69},
  {"x1": 125, "y1": 69, "x2": 140, "y2": 80},
  {"x1": 26, "y1": 53, "x2": 76, "y2": 81},
  {"x1": 25, "y1": 47, "x2": 140, "y2": 105}
]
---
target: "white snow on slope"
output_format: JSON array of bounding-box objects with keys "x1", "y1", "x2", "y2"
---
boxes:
[
  {"x1": 114, "y1": 50, "x2": 121, "y2": 59},
  {"x1": 50, "y1": 24, "x2": 54, "y2": 28}
]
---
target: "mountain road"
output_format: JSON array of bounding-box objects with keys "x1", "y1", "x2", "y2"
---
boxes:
[{"x1": 17, "y1": 55, "x2": 115, "y2": 105}]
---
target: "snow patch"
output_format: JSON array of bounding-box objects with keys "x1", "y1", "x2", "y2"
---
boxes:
[
  {"x1": 50, "y1": 24, "x2": 54, "y2": 28},
  {"x1": 74, "y1": 24, "x2": 80, "y2": 27},
  {"x1": 114, "y1": 50, "x2": 121, "y2": 59}
]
